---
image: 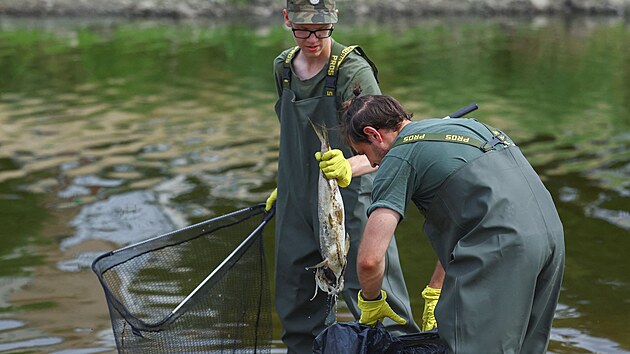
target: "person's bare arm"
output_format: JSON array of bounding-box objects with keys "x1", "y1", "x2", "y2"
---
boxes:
[
  {"x1": 428, "y1": 260, "x2": 445, "y2": 289},
  {"x1": 357, "y1": 208, "x2": 400, "y2": 299},
  {"x1": 348, "y1": 154, "x2": 378, "y2": 177}
]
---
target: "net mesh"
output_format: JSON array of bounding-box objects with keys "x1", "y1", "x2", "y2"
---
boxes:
[{"x1": 92, "y1": 204, "x2": 272, "y2": 353}]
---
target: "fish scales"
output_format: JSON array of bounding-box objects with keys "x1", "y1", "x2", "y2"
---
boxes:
[{"x1": 308, "y1": 121, "x2": 351, "y2": 301}]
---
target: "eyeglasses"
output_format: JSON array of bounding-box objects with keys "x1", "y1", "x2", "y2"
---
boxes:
[{"x1": 291, "y1": 26, "x2": 334, "y2": 39}]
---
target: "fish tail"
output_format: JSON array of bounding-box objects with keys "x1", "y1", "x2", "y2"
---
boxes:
[
  {"x1": 308, "y1": 118, "x2": 330, "y2": 149},
  {"x1": 309, "y1": 263, "x2": 328, "y2": 301},
  {"x1": 310, "y1": 277, "x2": 319, "y2": 301},
  {"x1": 305, "y1": 259, "x2": 328, "y2": 270}
]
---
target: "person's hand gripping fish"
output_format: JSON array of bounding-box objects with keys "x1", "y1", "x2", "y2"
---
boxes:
[{"x1": 315, "y1": 149, "x2": 352, "y2": 188}]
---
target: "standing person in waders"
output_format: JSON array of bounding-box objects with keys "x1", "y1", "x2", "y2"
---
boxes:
[
  {"x1": 264, "y1": 1, "x2": 420, "y2": 352},
  {"x1": 343, "y1": 94, "x2": 565, "y2": 354}
]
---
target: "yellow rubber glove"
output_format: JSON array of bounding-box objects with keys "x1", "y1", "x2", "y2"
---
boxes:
[
  {"x1": 265, "y1": 188, "x2": 277, "y2": 212},
  {"x1": 421, "y1": 286, "x2": 441, "y2": 331},
  {"x1": 358, "y1": 290, "x2": 407, "y2": 326},
  {"x1": 315, "y1": 149, "x2": 352, "y2": 188}
]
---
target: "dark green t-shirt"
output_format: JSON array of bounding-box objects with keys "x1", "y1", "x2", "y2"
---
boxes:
[
  {"x1": 368, "y1": 118, "x2": 514, "y2": 219},
  {"x1": 273, "y1": 40, "x2": 381, "y2": 102}
]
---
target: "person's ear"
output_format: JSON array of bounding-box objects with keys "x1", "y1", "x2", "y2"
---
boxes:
[
  {"x1": 283, "y1": 9, "x2": 291, "y2": 28},
  {"x1": 363, "y1": 126, "x2": 382, "y2": 143}
]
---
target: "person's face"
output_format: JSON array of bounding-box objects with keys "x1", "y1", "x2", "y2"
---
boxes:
[
  {"x1": 351, "y1": 139, "x2": 388, "y2": 168},
  {"x1": 283, "y1": 11, "x2": 333, "y2": 59},
  {"x1": 290, "y1": 23, "x2": 334, "y2": 58},
  {"x1": 350, "y1": 125, "x2": 396, "y2": 167}
]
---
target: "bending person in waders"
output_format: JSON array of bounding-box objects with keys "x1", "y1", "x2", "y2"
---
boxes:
[
  {"x1": 345, "y1": 94, "x2": 565, "y2": 354},
  {"x1": 264, "y1": 1, "x2": 419, "y2": 352}
]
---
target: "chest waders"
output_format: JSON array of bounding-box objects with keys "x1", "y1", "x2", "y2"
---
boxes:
[
  {"x1": 395, "y1": 129, "x2": 565, "y2": 354},
  {"x1": 274, "y1": 43, "x2": 418, "y2": 353}
]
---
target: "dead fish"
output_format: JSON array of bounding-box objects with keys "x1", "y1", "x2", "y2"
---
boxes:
[{"x1": 307, "y1": 121, "x2": 351, "y2": 301}]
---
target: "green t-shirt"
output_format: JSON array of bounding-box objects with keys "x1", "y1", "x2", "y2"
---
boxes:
[
  {"x1": 368, "y1": 118, "x2": 513, "y2": 219},
  {"x1": 273, "y1": 40, "x2": 381, "y2": 102}
]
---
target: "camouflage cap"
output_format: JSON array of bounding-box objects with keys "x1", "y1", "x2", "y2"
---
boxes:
[{"x1": 287, "y1": 0, "x2": 337, "y2": 24}]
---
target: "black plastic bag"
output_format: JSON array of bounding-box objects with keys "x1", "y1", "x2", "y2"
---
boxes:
[{"x1": 313, "y1": 321, "x2": 449, "y2": 354}]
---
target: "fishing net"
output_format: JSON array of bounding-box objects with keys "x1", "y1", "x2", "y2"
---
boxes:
[{"x1": 92, "y1": 204, "x2": 273, "y2": 354}]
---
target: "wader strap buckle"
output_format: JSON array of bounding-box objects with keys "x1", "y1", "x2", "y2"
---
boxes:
[
  {"x1": 481, "y1": 130, "x2": 514, "y2": 152},
  {"x1": 282, "y1": 67, "x2": 292, "y2": 85},
  {"x1": 282, "y1": 46, "x2": 300, "y2": 88},
  {"x1": 481, "y1": 136, "x2": 504, "y2": 151},
  {"x1": 324, "y1": 75, "x2": 337, "y2": 96}
]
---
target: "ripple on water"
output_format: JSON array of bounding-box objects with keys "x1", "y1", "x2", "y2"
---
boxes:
[
  {"x1": 550, "y1": 327, "x2": 630, "y2": 354},
  {"x1": 0, "y1": 337, "x2": 63, "y2": 352},
  {"x1": 64, "y1": 190, "x2": 184, "y2": 250},
  {"x1": 585, "y1": 194, "x2": 630, "y2": 231}
]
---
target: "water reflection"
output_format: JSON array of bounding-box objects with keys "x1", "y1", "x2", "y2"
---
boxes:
[
  {"x1": 551, "y1": 327, "x2": 630, "y2": 354},
  {"x1": 0, "y1": 16, "x2": 629, "y2": 353}
]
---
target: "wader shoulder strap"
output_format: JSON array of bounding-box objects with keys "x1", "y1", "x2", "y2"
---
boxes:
[
  {"x1": 325, "y1": 42, "x2": 358, "y2": 97},
  {"x1": 281, "y1": 43, "x2": 379, "y2": 97},
  {"x1": 325, "y1": 42, "x2": 380, "y2": 97},
  {"x1": 352, "y1": 46, "x2": 379, "y2": 84},
  {"x1": 281, "y1": 46, "x2": 300, "y2": 89},
  {"x1": 393, "y1": 124, "x2": 514, "y2": 152}
]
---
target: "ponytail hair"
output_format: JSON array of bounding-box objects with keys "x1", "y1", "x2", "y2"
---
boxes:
[{"x1": 341, "y1": 86, "x2": 412, "y2": 144}]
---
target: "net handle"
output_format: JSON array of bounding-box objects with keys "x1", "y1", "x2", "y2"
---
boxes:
[{"x1": 165, "y1": 205, "x2": 274, "y2": 323}]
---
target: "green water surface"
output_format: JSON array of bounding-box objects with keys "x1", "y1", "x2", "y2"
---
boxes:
[{"x1": 0, "y1": 16, "x2": 629, "y2": 353}]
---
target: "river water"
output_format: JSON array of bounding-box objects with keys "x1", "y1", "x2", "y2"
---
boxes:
[{"x1": 0, "y1": 15, "x2": 629, "y2": 353}]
